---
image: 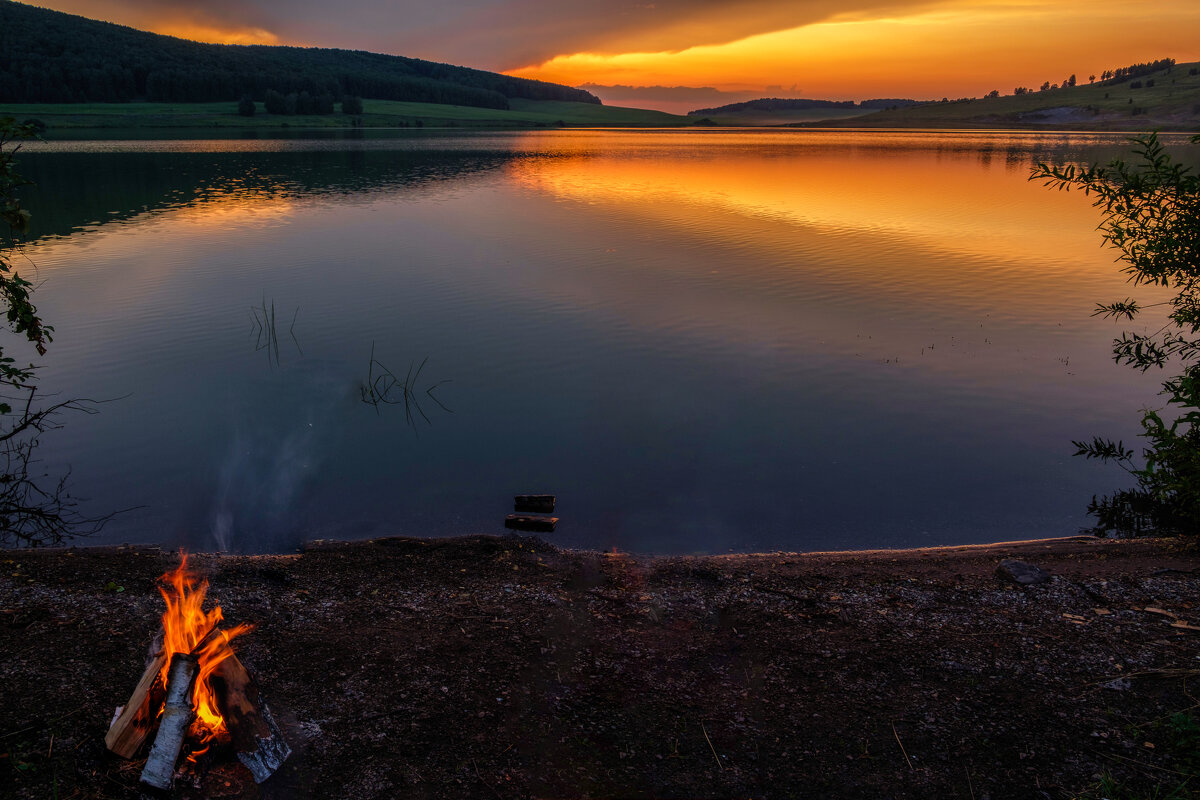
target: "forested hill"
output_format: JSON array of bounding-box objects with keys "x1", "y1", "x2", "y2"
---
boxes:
[
  {"x1": 688, "y1": 97, "x2": 922, "y2": 116},
  {"x1": 0, "y1": 1, "x2": 600, "y2": 109}
]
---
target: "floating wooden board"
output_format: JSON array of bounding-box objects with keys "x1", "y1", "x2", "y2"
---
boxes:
[
  {"x1": 505, "y1": 514, "x2": 558, "y2": 533},
  {"x1": 514, "y1": 495, "x2": 555, "y2": 513}
]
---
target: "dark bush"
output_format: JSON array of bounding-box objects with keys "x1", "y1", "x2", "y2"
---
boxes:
[{"x1": 264, "y1": 89, "x2": 286, "y2": 114}]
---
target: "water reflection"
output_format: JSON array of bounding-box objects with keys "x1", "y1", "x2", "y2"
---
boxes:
[
  {"x1": 13, "y1": 130, "x2": 1193, "y2": 553},
  {"x1": 18, "y1": 129, "x2": 1196, "y2": 247},
  {"x1": 16, "y1": 144, "x2": 520, "y2": 243}
]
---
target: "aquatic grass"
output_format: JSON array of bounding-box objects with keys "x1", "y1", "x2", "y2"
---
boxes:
[
  {"x1": 359, "y1": 342, "x2": 452, "y2": 427},
  {"x1": 249, "y1": 297, "x2": 301, "y2": 367}
]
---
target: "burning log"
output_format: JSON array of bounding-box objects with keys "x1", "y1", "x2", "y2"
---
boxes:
[
  {"x1": 505, "y1": 514, "x2": 558, "y2": 533},
  {"x1": 514, "y1": 494, "x2": 555, "y2": 513},
  {"x1": 140, "y1": 653, "x2": 199, "y2": 790},
  {"x1": 105, "y1": 629, "x2": 167, "y2": 758},
  {"x1": 104, "y1": 554, "x2": 291, "y2": 786},
  {"x1": 105, "y1": 650, "x2": 167, "y2": 758},
  {"x1": 212, "y1": 654, "x2": 292, "y2": 783}
]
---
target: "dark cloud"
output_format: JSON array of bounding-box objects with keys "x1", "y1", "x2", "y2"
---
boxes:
[
  {"x1": 44, "y1": 0, "x2": 942, "y2": 69},
  {"x1": 50, "y1": 0, "x2": 279, "y2": 34}
]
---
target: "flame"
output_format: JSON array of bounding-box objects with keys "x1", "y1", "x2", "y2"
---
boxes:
[{"x1": 157, "y1": 553, "x2": 253, "y2": 739}]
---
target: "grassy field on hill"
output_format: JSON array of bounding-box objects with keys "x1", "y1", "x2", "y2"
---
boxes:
[
  {"x1": 811, "y1": 60, "x2": 1200, "y2": 130},
  {"x1": 0, "y1": 98, "x2": 691, "y2": 131}
]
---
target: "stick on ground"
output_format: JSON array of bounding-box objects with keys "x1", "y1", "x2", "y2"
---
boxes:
[{"x1": 892, "y1": 721, "x2": 914, "y2": 771}]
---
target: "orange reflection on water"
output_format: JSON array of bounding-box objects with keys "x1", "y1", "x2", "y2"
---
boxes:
[
  {"x1": 132, "y1": 187, "x2": 298, "y2": 235},
  {"x1": 504, "y1": 131, "x2": 1106, "y2": 276}
]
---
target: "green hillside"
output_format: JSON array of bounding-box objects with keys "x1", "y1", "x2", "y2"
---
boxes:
[
  {"x1": 810, "y1": 61, "x2": 1200, "y2": 130},
  {"x1": 0, "y1": 98, "x2": 691, "y2": 132}
]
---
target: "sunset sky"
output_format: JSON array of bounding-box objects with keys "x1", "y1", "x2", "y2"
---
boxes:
[{"x1": 35, "y1": 0, "x2": 1200, "y2": 113}]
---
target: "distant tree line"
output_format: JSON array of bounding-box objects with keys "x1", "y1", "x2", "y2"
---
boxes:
[
  {"x1": 1019, "y1": 59, "x2": 1175, "y2": 96},
  {"x1": 689, "y1": 98, "x2": 854, "y2": 116},
  {"x1": 263, "y1": 90, "x2": 333, "y2": 115},
  {"x1": 239, "y1": 91, "x2": 362, "y2": 117},
  {"x1": 859, "y1": 98, "x2": 923, "y2": 109},
  {"x1": 688, "y1": 97, "x2": 921, "y2": 116},
  {"x1": 0, "y1": 1, "x2": 600, "y2": 109},
  {"x1": 1098, "y1": 59, "x2": 1176, "y2": 85}
]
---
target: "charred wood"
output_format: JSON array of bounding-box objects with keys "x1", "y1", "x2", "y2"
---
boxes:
[{"x1": 212, "y1": 654, "x2": 291, "y2": 783}]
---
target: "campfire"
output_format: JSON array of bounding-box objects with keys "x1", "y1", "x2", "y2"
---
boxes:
[{"x1": 105, "y1": 554, "x2": 290, "y2": 790}]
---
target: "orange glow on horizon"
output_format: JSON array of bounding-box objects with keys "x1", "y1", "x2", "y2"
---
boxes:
[
  {"x1": 508, "y1": 3, "x2": 1200, "y2": 105},
  {"x1": 154, "y1": 22, "x2": 282, "y2": 46}
]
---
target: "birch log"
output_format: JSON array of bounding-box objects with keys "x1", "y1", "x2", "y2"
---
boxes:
[{"x1": 140, "y1": 653, "x2": 198, "y2": 791}]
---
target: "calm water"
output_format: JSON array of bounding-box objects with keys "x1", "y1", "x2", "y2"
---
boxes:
[{"x1": 8, "y1": 128, "x2": 1194, "y2": 553}]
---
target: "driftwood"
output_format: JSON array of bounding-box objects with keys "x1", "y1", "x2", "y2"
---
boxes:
[
  {"x1": 212, "y1": 654, "x2": 291, "y2": 783},
  {"x1": 105, "y1": 635, "x2": 167, "y2": 758},
  {"x1": 514, "y1": 494, "x2": 555, "y2": 513},
  {"x1": 140, "y1": 653, "x2": 198, "y2": 790},
  {"x1": 505, "y1": 514, "x2": 558, "y2": 533}
]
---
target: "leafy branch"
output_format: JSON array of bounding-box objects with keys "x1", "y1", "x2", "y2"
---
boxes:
[
  {"x1": 0, "y1": 391, "x2": 126, "y2": 547},
  {"x1": 0, "y1": 117, "x2": 52, "y2": 403},
  {"x1": 1032, "y1": 132, "x2": 1200, "y2": 536},
  {"x1": 0, "y1": 116, "x2": 123, "y2": 545}
]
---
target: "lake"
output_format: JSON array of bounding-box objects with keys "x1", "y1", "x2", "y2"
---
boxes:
[{"x1": 8, "y1": 128, "x2": 1193, "y2": 553}]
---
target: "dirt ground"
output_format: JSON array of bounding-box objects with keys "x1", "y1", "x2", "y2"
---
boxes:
[{"x1": 2, "y1": 534, "x2": 1199, "y2": 799}]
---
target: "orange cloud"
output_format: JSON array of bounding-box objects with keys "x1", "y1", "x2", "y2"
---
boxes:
[
  {"x1": 509, "y1": 2, "x2": 1200, "y2": 104},
  {"x1": 37, "y1": 1, "x2": 284, "y2": 47}
]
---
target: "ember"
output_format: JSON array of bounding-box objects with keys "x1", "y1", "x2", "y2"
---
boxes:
[{"x1": 105, "y1": 553, "x2": 290, "y2": 790}]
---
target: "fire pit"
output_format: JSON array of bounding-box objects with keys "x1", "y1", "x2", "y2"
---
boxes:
[{"x1": 104, "y1": 554, "x2": 290, "y2": 791}]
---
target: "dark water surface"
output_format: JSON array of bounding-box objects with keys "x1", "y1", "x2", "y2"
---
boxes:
[{"x1": 10, "y1": 129, "x2": 1194, "y2": 553}]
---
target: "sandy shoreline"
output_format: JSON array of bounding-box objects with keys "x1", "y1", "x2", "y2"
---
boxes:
[{"x1": 2, "y1": 533, "x2": 1199, "y2": 798}]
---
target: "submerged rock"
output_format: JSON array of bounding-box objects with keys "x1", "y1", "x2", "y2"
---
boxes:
[{"x1": 996, "y1": 558, "x2": 1051, "y2": 585}]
